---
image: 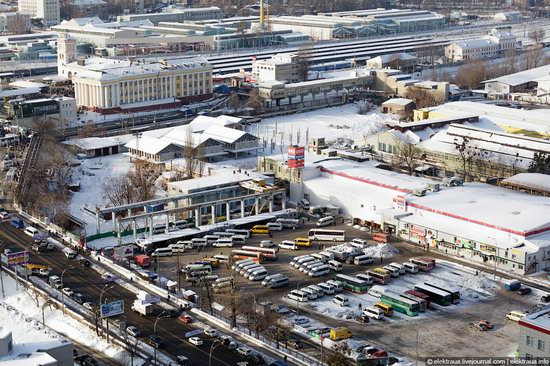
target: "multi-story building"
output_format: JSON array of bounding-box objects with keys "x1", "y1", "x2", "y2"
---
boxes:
[
  {"x1": 519, "y1": 307, "x2": 550, "y2": 359},
  {"x1": 445, "y1": 27, "x2": 516, "y2": 61},
  {"x1": 58, "y1": 38, "x2": 213, "y2": 114},
  {"x1": 18, "y1": 0, "x2": 59, "y2": 26},
  {"x1": 0, "y1": 12, "x2": 31, "y2": 33},
  {"x1": 252, "y1": 54, "x2": 304, "y2": 83},
  {"x1": 116, "y1": 6, "x2": 222, "y2": 25}
]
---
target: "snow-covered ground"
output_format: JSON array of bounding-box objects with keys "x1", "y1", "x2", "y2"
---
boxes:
[{"x1": 0, "y1": 272, "x2": 143, "y2": 364}]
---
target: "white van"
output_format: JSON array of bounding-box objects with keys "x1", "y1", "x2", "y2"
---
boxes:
[
  {"x1": 241, "y1": 263, "x2": 263, "y2": 276},
  {"x1": 308, "y1": 285, "x2": 324, "y2": 297},
  {"x1": 168, "y1": 243, "x2": 186, "y2": 253},
  {"x1": 363, "y1": 307, "x2": 384, "y2": 320},
  {"x1": 267, "y1": 222, "x2": 283, "y2": 231},
  {"x1": 152, "y1": 247, "x2": 173, "y2": 257},
  {"x1": 262, "y1": 273, "x2": 284, "y2": 286},
  {"x1": 204, "y1": 235, "x2": 219, "y2": 244},
  {"x1": 268, "y1": 276, "x2": 289, "y2": 289},
  {"x1": 300, "y1": 261, "x2": 322, "y2": 273},
  {"x1": 301, "y1": 287, "x2": 318, "y2": 300},
  {"x1": 260, "y1": 240, "x2": 275, "y2": 248},
  {"x1": 213, "y1": 238, "x2": 233, "y2": 247},
  {"x1": 213, "y1": 232, "x2": 234, "y2": 238},
  {"x1": 226, "y1": 229, "x2": 251, "y2": 238},
  {"x1": 328, "y1": 260, "x2": 343, "y2": 272},
  {"x1": 354, "y1": 255, "x2": 375, "y2": 265},
  {"x1": 383, "y1": 265, "x2": 400, "y2": 277},
  {"x1": 368, "y1": 285, "x2": 386, "y2": 298},
  {"x1": 231, "y1": 235, "x2": 246, "y2": 245},
  {"x1": 403, "y1": 262, "x2": 419, "y2": 273},
  {"x1": 316, "y1": 216, "x2": 335, "y2": 227},
  {"x1": 319, "y1": 251, "x2": 335, "y2": 262},
  {"x1": 389, "y1": 262, "x2": 406, "y2": 274},
  {"x1": 191, "y1": 238, "x2": 207, "y2": 247},
  {"x1": 24, "y1": 226, "x2": 39, "y2": 237},
  {"x1": 276, "y1": 218, "x2": 300, "y2": 229},
  {"x1": 63, "y1": 247, "x2": 77, "y2": 259},
  {"x1": 308, "y1": 265, "x2": 330, "y2": 277},
  {"x1": 333, "y1": 294, "x2": 349, "y2": 307},
  {"x1": 506, "y1": 310, "x2": 527, "y2": 322},
  {"x1": 232, "y1": 259, "x2": 254, "y2": 271},
  {"x1": 326, "y1": 280, "x2": 344, "y2": 293},
  {"x1": 244, "y1": 265, "x2": 265, "y2": 278},
  {"x1": 311, "y1": 253, "x2": 328, "y2": 263},
  {"x1": 293, "y1": 256, "x2": 315, "y2": 269},
  {"x1": 290, "y1": 255, "x2": 310, "y2": 267},
  {"x1": 213, "y1": 254, "x2": 230, "y2": 263},
  {"x1": 249, "y1": 268, "x2": 268, "y2": 281},
  {"x1": 317, "y1": 282, "x2": 335, "y2": 295},
  {"x1": 355, "y1": 273, "x2": 374, "y2": 285},
  {"x1": 288, "y1": 290, "x2": 309, "y2": 302}
]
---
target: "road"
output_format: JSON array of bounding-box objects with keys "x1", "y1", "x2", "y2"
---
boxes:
[{"x1": 0, "y1": 221, "x2": 254, "y2": 366}]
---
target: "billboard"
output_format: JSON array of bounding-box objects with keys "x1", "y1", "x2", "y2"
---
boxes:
[
  {"x1": 7, "y1": 251, "x2": 29, "y2": 266},
  {"x1": 113, "y1": 244, "x2": 134, "y2": 258},
  {"x1": 288, "y1": 159, "x2": 304, "y2": 169},
  {"x1": 100, "y1": 300, "x2": 124, "y2": 318},
  {"x1": 184, "y1": 328, "x2": 203, "y2": 337},
  {"x1": 288, "y1": 145, "x2": 305, "y2": 158}
]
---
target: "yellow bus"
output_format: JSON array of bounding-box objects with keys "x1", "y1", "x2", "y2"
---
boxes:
[
  {"x1": 201, "y1": 257, "x2": 220, "y2": 268},
  {"x1": 294, "y1": 238, "x2": 312, "y2": 247},
  {"x1": 250, "y1": 225, "x2": 270, "y2": 234},
  {"x1": 372, "y1": 267, "x2": 391, "y2": 276},
  {"x1": 375, "y1": 302, "x2": 393, "y2": 317}
]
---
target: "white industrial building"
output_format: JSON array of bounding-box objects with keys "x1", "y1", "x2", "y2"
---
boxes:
[
  {"x1": 519, "y1": 308, "x2": 550, "y2": 358},
  {"x1": 483, "y1": 64, "x2": 550, "y2": 96},
  {"x1": 251, "y1": 54, "x2": 304, "y2": 83},
  {"x1": 18, "y1": 0, "x2": 59, "y2": 25},
  {"x1": 117, "y1": 6, "x2": 222, "y2": 25},
  {"x1": 445, "y1": 28, "x2": 516, "y2": 61},
  {"x1": 288, "y1": 157, "x2": 550, "y2": 275}
]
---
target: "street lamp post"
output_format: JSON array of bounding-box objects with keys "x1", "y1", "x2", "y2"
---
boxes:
[
  {"x1": 209, "y1": 339, "x2": 222, "y2": 366},
  {"x1": 0, "y1": 241, "x2": 5, "y2": 298},
  {"x1": 60, "y1": 265, "x2": 74, "y2": 315},
  {"x1": 153, "y1": 311, "x2": 169, "y2": 366}
]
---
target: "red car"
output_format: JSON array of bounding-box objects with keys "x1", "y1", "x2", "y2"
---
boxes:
[
  {"x1": 478, "y1": 320, "x2": 494, "y2": 330},
  {"x1": 178, "y1": 315, "x2": 193, "y2": 324}
]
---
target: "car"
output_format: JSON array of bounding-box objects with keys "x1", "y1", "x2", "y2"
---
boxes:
[
  {"x1": 274, "y1": 305, "x2": 290, "y2": 314},
  {"x1": 278, "y1": 241, "x2": 298, "y2": 250},
  {"x1": 237, "y1": 347, "x2": 253, "y2": 356},
  {"x1": 227, "y1": 341, "x2": 238, "y2": 351},
  {"x1": 542, "y1": 294, "x2": 550, "y2": 303},
  {"x1": 204, "y1": 328, "x2": 218, "y2": 337},
  {"x1": 176, "y1": 355, "x2": 191, "y2": 366},
  {"x1": 355, "y1": 315, "x2": 370, "y2": 323},
  {"x1": 237, "y1": 362, "x2": 250, "y2": 366},
  {"x1": 76, "y1": 355, "x2": 98, "y2": 366},
  {"x1": 78, "y1": 258, "x2": 91, "y2": 267},
  {"x1": 287, "y1": 339, "x2": 303, "y2": 349},
  {"x1": 73, "y1": 293, "x2": 87, "y2": 305},
  {"x1": 292, "y1": 317, "x2": 309, "y2": 325},
  {"x1": 148, "y1": 335, "x2": 164, "y2": 348},
  {"x1": 31, "y1": 244, "x2": 43, "y2": 253},
  {"x1": 478, "y1": 320, "x2": 494, "y2": 330},
  {"x1": 354, "y1": 344, "x2": 372, "y2": 353},
  {"x1": 102, "y1": 273, "x2": 116, "y2": 283},
  {"x1": 518, "y1": 287, "x2": 532, "y2": 295},
  {"x1": 469, "y1": 322, "x2": 488, "y2": 331},
  {"x1": 0, "y1": 211, "x2": 10, "y2": 220},
  {"x1": 247, "y1": 354, "x2": 265, "y2": 365},
  {"x1": 83, "y1": 302, "x2": 94, "y2": 311},
  {"x1": 126, "y1": 325, "x2": 140, "y2": 337},
  {"x1": 167, "y1": 308, "x2": 179, "y2": 317},
  {"x1": 62, "y1": 287, "x2": 74, "y2": 297},
  {"x1": 178, "y1": 314, "x2": 193, "y2": 324},
  {"x1": 189, "y1": 337, "x2": 203, "y2": 346}
]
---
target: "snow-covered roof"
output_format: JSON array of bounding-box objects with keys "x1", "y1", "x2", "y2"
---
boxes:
[
  {"x1": 201, "y1": 125, "x2": 248, "y2": 144},
  {"x1": 382, "y1": 98, "x2": 414, "y2": 106},
  {"x1": 168, "y1": 169, "x2": 263, "y2": 193},
  {"x1": 452, "y1": 38, "x2": 497, "y2": 49},
  {"x1": 484, "y1": 64, "x2": 550, "y2": 87},
  {"x1": 369, "y1": 52, "x2": 417, "y2": 64},
  {"x1": 188, "y1": 115, "x2": 242, "y2": 133},
  {"x1": 501, "y1": 173, "x2": 550, "y2": 193},
  {"x1": 519, "y1": 307, "x2": 550, "y2": 332},
  {"x1": 0, "y1": 87, "x2": 40, "y2": 98},
  {"x1": 63, "y1": 135, "x2": 133, "y2": 151},
  {"x1": 125, "y1": 135, "x2": 175, "y2": 155}
]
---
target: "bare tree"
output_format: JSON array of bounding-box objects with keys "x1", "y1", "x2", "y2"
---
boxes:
[
  {"x1": 183, "y1": 127, "x2": 204, "y2": 179},
  {"x1": 246, "y1": 89, "x2": 263, "y2": 113},
  {"x1": 127, "y1": 160, "x2": 156, "y2": 202},
  {"x1": 528, "y1": 28, "x2": 546, "y2": 45},
  {"x1": 326, "y1": 342, "x2": 352, "y2": 366},
  {"x1": 5, "y1": 14, "x2": 31, "y2": 34},
  {"x1": 265, "y1": 313, "x2": 291, "y2": 349},
  {"x1": 395, "y1": 137, "x2": 420, "y2": 175},
  {"x1": 227, "y1": 92, "x2": 241, "y2": 112},
  {"x1": 195, "y1": 272, "x2": 215, "y2": 315},
  {"x1": 453, "y1": 58, "x2": 487, "y2": 89},
  {"x1": 103, "y1": 175, "x2": 136, "y2": 207},
  {"x1": 404, "y1": 87, "x2": 439, "y2": 109},
  {"x1": 453, "y1": 137, "x2": 476, "y2": 181},
  {"x1": 215, "y1": 262, "x2": 248, "y2": 329},
  {"x1": 521, "y1": 46, "x2": 545, "y2": 71}
]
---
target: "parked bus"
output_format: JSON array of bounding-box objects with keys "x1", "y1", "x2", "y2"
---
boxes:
[
  {"x1": 414, "y1": 283, "x2": 452, "y2": 306},
  {"x1": 231, "y1": 250, "x2": 264, "y2": 263},
  {"x1": 424, "y1": 282, "x2": 460, "y2": 304},
  {"x1": 367, "y1": 269, "x2": 391, "y2": 285},
  {"x1": 401, "y1": 293, "x2": 427, "y2": 312},
  {"x1": 380, "y1": 291, "x2": 420, "y2": 316},
  {"x1": 226, "y1": 229, "x2": 251, "y2": 238},
  {"x1": 241, "y1": 245, "x2": 279, "y2": 260},
  {"x1": 409, "y1": 257, "x2": 436, "y2": 272},
  {"x1": 308, "y1": 229, "x2": 346, "y2": 242},
  {"x1": 276, "y1": 218, "x2": 300, "y2": 229},
  {"x1": 404, "y1": 290, "x2": 431, "y2": 307},
  {"x1": 332, "y1": 274, "x2": 369, "y2": 293}
]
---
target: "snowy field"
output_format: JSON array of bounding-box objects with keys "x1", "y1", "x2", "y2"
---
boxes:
[{"x1": 0, "y1": 273, "x2": 143, "y2": 364}]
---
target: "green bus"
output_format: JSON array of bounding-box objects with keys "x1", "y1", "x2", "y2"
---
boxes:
[
  {"x1": 332, "y1": 274, "x2": 369, "y2": 293},
  {"x1": 380, "y1": 291, "x2": 420, "y2": 316}
]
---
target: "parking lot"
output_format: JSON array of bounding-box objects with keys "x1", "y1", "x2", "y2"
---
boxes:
[{"x1": 150, "y1": 221, "x2": 545, "y2": 360}]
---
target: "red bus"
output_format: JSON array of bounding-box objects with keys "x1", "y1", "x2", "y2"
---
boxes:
[
  {"x1": 241, "y1": 246, "x2": 278, "y2": 261},
  {"x1": 367, "y1": 269, "x2": 391, "y2": 285},
  {"x1": 409, "y1": 257, "x2": 436, "y2": 272},
  {"x1": 231, "y1": 250, "x2": 263, "y2": 263},
  {"x1": 404, "y1": 289, "x2": 431, "y2": 307}
]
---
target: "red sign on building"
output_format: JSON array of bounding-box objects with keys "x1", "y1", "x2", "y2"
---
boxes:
[{"x1": 288, "y1": 159, "x2": 304, "y2": 169}]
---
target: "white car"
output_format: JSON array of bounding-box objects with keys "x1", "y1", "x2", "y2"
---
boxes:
[
  {"x1": 83, "y1": 302, "x2": 94, "y2": 311},
  {"x1": 236, "y1": 347, "x2": 252, "y2": 356},
  {"x1": 204, "y1": 328, "x2": 218, "y2": 337},
  {"x1": 62, "y1": 287, "x2": 74, "y2": 297},
  {"x1": 278, "y1": 241, "x2": 298, "y2": 250},
  {"x1": 188, "y1": 337, "x2": 203, "y2": 346},
  {"x1": 260, "y1": 240, "x2": 275, "y2": 248},
  {"x1": 0, "y1": 211, "x2": 10, "y2": 220}
]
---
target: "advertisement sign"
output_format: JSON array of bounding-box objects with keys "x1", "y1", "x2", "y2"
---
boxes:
[
  {"x1": 113, "y1": 244, "x2": 134, "y2": 258},
  {"x1": 288, "y1": 145, "x2": 305, "y2": 157},
  {"x1": 394, "y1": 195, "x2": 407, "y2": 211},
  {"x1": 410, "y1": 225, "x2": 426, "y2": 237},
  {"x1": 100, "y1": 300, "x2": 124, "y2": 318},
  {"x1": 7, "y1": 251, "x2": 29, "y2": 266},
  {"x1": 288, "y1": 159, "x2": 304, "y2": 169},
  {"x1": 184, "y1": 328, "x2": 203, "y2": 337}
]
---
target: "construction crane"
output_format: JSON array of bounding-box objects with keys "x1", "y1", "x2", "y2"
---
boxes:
[{"x1": 259, "y1": 0, "x2": 269, "y2": 31}]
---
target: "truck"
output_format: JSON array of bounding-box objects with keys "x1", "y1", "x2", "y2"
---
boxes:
[
  {"x1": 48, "y1": 275, "x2": 62, "y2": 289},
  {"x1": 504, "y1": 280, "x2": 521, "y2": 292},
  {"x1": 131, "y1": 300, "x2": 153, "y2": 316},
  {"x1": 134, "y1": 254, "x2": 151, "y2": 268},
  {"x1": 372, "y1": 232, "x2": 390, "y2": 243},
  {"x1": 330, "y1": 327, "x2": 352, "y2": 341},
  {"x1": 10, "y1": 217, "x2": 25, "y2": 228}
]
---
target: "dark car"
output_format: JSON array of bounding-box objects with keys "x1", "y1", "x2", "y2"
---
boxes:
[
  {"x1": 518, "y1": 287, "x2": 532, "y2": 295},
  {"x1": 168, "y1": 308, "x2": 180, "y2": 317},
  {"x1": 83, "y1": 357, "x2": 99, "y2": 366},
  {"x1": 247, "y1": 354, "x2": 266, "y2": 365},
  {"x1": 541, "y1": 294, "x2": 550, "y2": 303},
  {"x1": 176, "y1": 355, "x2": 191, "y2": 366},
  {"x1": 148, "y1": 335, "x2": 165, "y2": 348},
  {"x1": 287, "y1": 339, "x2": 303, "y2": 349},
  {"x1": 78, "y1": 258, "x2": 91, "y2": 267},
  {"x1": 73, "y1": 293, "x2": 87, "y2": 305},
  {"x1": 355, "y1": 315, "x2": 370, "y2": 323}
]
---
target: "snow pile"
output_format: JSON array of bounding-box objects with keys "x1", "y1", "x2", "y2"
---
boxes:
[
  {"x1": 453, "y1": 272, "x2": 499, "y2": 301},
  {"x1": 363, "y1": 243, "x2": 399, "y2": 258}
]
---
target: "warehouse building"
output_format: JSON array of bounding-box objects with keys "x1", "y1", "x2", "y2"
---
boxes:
[{"x1": 518, "y1": 308, "x2": 550, "y2": 359}]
